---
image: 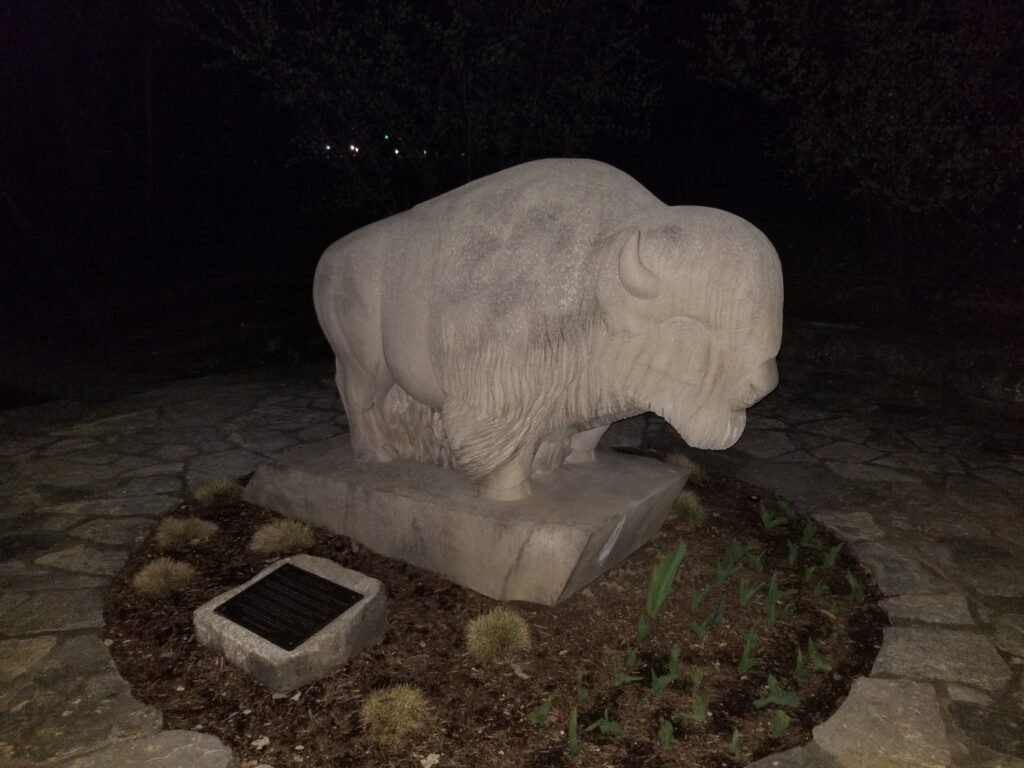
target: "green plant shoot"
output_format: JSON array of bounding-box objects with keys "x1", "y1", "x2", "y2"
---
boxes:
[
  {"x1": 777, "y1": 497, "x2": 794, "y2": 519},
  {"x1": 651, "y1": 645, "x2": 681, "y2": 695},
  {"x1": 799, "y1": 520, "x2": 817, "y2": 547},
  {"x1": 766, "y1": 574, "x2": 782, "y2": 627},
  {"x1": 575, "y1": 673, "x2": 592, "y2": 706},
  {"x1": 746, "y1": 549, "x2": 765, "y2": 573},
  {"x1": 770, "y1": 709, "x2": 791, "y2": 738},
  {"x1": 823, "y1": 542, "x2": 844, "y2": 568},
  {"x1": 651, "y1": 668, "x2": 674, "y2": 696},
  {"x1": 737, "y1": 577, "x2": 764, "y2": 607},
  {"x1": 802, "y1": 564, "x2": 818, "y2": 584},
  {"x1": 689, "y1": 665, "x2": 704, "y2": 692},
  {"x1": 725, "y1": 728, "x2": 742, "y2": 758},
  {"x1": 636, "y1": 615, "x2": 651, "y2": 644},
  {"x1": 759, "y1": 502, "x2": 786, "y2": 529},
  {"x1": 646, "y1": 541, "x2": 687, "y2": 621},
  {"x1": 625, "y1": 644, "x2": 638, "y2": 667},
  {"x1": 690, "y1": 579, "x2": 714, "y2": 611},
  {"x1": 678, "y1": 693, "x2": 709, "y2": 722},
  {"x1": 794, "y1": 645, "x2": 808, "y2": 685},
  {"x1": 808, "y1": 637, "x2": 832, "y2": 672},
  {"x1": 753, "y1": 674, "x2": 800, "y2": 709},
  {"x1": 612, "y1": 665, "x2": 643, "y2": 687},
  {"x1": 715, "y1": 560, "x2": 740, "y2": 586},
  {"x1": 737, "y1": 648, "x2": 761, "y2": 675},
  {"x1": 765, "y1": 574, "x2": 795, "y2": 628},
  {"x1": 528, "y1": 693, "x2": 556, "y2": 725},
  {"x1": 812, "y1": 581, "x2": 829, "y2": 599},
  {"x1": 657, "y1": 717, "x2": 675, "y2": 749},
  {"x1": 568, "y1": 706, "x2": 580, "y2": 757},
  {"x1": 689, "y1": 600, "x2": 724, "y2": 640},
  {"x1": 668, "y1": 644, "x2": 681, "y2": 677},
  {"x1": 724, "y1": 539, "x2": 746, "y2": 567},
  {"x1": 846, "y1": 570, "x2": 866, "y2": 601},
  {"x1": 786, "y1": 540, "x2": 800, "y2": 565},
  {"x1": 584, "y1": 709, "x2": 623, "y2": 737},
  {"x1": 737, "y1": 626, "x2": 761, "y2": 674}
]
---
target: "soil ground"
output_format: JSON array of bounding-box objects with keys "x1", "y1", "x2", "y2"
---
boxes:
[{"x1": 105, "y1": 465, "x2": 885, "y2": 768}]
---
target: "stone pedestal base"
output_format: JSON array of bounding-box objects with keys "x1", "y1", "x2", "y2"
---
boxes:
[{"x1": 243, "y1": 438, "x2": 688, "y2": 605}]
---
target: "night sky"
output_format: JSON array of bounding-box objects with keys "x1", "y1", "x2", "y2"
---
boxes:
[{"x1": 1, "y1": 0, "x2": 1021, "y2": 409}]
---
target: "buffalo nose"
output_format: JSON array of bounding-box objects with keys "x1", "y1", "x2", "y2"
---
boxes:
[{"x1": 737, "y1": 359, "x2": 779, "y2": 408}]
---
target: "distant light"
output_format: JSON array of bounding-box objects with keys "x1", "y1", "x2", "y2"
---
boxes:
[
  {"x1": 384, "y1": 133, "x2": 390, "y2": 140},
  {"x1": 325, "y1": 144, "x2": 332, "y2": 150},
  {"x1": 349, "y1": 144, "x2": 359, "y2": 153},
  {"x1": 394, "y1": 148, "x2": 400, "y2": 155},
  {"x1": 422, "y1": 149, "x2": 427, "y2": 156}
]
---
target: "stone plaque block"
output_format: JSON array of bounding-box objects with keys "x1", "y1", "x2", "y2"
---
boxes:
[
  {"x1": 194, "y1": 554, "x2": 386, "y2": 692},
  {"x1": 243, "y1": 437, "x2": 688, "y2": 605},
  {"x1": 214, "y1": 563, "x2": 364, "y2": 650}
]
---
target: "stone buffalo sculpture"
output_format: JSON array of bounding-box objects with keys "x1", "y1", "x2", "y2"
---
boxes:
[{"x1": 314, "y1": 159, "x2": 783, "y2": 501}]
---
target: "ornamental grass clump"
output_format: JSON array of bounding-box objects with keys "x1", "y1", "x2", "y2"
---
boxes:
[
  {"x1": 249, "y1": 519, "x2": 316, "y2": 554},
  {"x1": 673, "y1": 490, "x2": 705, "y2": 527},
  {"x1": 687, "y1": 463, "x2": 708, "y2": 485},
  {"x1": 132, "y1": 557, "x2": 196, "y2": 595},
  {"x1": 666, "y1": 453, "x2": 708, "y2": 484},
  {"x1": 153, "y1": 516, "x2": 218, "y2": 549},
  {"x1": 466, "y1": 606, "x2": 532, "y2": 664},
  {"x1": 193, "y1": 477, "x2": 244, "y2": 506},
  {"x1": 359, "y1": 684, "x2": 432, "y2": 747}
]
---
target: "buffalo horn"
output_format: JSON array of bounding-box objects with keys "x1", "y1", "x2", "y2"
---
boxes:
[{"x1": 618, "y1": 231, "x2": 659, "y2": 300}]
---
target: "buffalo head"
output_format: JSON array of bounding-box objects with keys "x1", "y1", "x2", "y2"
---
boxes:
[{"x1": 599, "y1": 206, "x2": 783, "y2": 450}]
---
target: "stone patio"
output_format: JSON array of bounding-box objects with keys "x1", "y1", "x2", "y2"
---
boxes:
[{"x1": 1, "y1": 365, "x2": 1021, "y2": 767}]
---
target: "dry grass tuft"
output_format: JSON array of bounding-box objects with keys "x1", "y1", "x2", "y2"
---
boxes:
[
  {"x1": 153, "y1": 516, "x2": 218, "y2": 549},
  {"x1": 673, "y1": 490, "x2": 706, "y2": 526},
  {"x1": 249, "y1": 519, "x2": 316, "y2": 554},
  {"x1": 687, "y1": 462, "x2": 708, "y2": 485},
  {"x1": 132, "y1": 557, "x2": 196, "y2": 595},
  {"x1": 466, "y1": 606, "x2": 532, "y2": 664},
  {"x1": 666, "y1": 453, "x2": 708, "y2": 484},
  {"x1": 359, "y1": 684, "x2": 432, "y2": 747},
  {"x1": 193, "y1": 477, "x2": 244, "y2": 506}
]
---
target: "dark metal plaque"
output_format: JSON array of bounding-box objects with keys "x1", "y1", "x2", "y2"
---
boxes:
[{"x1": 214, "y1": 563, "x2": 364, "y2": 651}]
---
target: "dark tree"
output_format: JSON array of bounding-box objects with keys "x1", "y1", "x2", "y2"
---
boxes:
[
  {"x1": 693, "y1": 0, "x2": 1024, "y2": 306},
  {"x1": 169, "y1": 0, "x2": 663, "y2": 216},
  {"x1": 1, "y1": 1, "x2": 157, "y2": 339}
]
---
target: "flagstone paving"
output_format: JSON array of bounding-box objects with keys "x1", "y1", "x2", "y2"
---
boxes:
[{"x1": 0, "y1": 366, "x2": 1021, "y2": 766}]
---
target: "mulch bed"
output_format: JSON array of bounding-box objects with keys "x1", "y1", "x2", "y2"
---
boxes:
[{"x1": 104, "y1": 463, "x2": 885, "y2": 767}]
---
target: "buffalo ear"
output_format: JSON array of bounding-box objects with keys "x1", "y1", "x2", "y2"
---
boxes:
[{"x1": 618, "y1": 231, "x2": 659, "y2": 300}]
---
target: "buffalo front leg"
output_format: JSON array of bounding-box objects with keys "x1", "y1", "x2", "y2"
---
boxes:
[
  {"x1": 477, "y1": 448, "x2": 535, "y2": 502},
  {"x1": 442, "y1": 401, "x2": 536, "y2": 501}
]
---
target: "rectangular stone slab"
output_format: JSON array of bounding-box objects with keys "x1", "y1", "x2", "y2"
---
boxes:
[
  {"x1": 194, "y1": 554, "x2": 387, "y2": 692},
  {"x1": 243, "y1": 437, "x2": 688, "y2": 605}
]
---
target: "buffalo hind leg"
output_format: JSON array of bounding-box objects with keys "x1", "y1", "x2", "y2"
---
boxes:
[
  {"x1": 334, "y1": 359, "x2": 396, "y2": 463},
  {"x1": 565, "y1": 425, "x2": 609, "y2": 464}
]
